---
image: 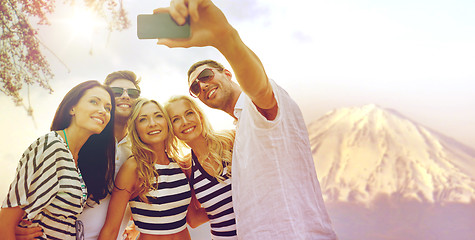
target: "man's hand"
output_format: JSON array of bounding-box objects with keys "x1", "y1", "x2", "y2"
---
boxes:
[
  {"x1": 153, "y1": 0, "x2": 235, "y2": 49},
  {"x1": 15, "y1": 220, "x2": 43, "y2": 240}
]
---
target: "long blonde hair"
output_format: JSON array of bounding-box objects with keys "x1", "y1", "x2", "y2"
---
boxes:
[
  {"x1": 165, "y1": 95, "x2": 234, "y2": 182},
  {"x1": 128, "y1": 98, "x2": 181, "y2": 202}
]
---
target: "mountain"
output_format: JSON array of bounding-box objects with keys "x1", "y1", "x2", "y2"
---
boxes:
[{"x1": 308, "y1": 104, "x2": 475, "y2": 204}]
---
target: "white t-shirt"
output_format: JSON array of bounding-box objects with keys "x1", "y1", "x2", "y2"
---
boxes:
[
  {"x1": 78, "y1": 136, "x2": 133, "y2": 240},
  {"x1": 232, "y1": 80, "x2": 337, "y2": 239}
]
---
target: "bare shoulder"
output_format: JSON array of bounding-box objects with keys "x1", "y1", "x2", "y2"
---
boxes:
[
  {"x1": 183, "y1": 153, "x2": 192, "y2": 163},
  {"x1": 122, "y1": 156, "x2": 138, "y2": 170},
  {"x1": 177, "y1": 154, "x2": 192, "y2": 178},
  {"x1": 115, "y1": 156, "x2": 139, "y2": 187}
]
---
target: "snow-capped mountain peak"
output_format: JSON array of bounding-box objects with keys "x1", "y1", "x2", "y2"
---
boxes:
[{"x1": 309, "y1": 104, "x2": 475, "y2": 204}]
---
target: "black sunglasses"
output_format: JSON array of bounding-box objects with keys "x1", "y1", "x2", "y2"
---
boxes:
[
  {"x1": 110, "y1": 87, "x2": 141, "y2": 99},
  {"x1": 189, "y1": 68, "x2": 215, "y2": 98}
]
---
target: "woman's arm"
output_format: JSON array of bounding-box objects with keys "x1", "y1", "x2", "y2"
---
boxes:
[
  {"x1": 0, "y1": 207, "x2": 26, "y2": 240},
  {"x1": 98, "y1": 158, "x2": 138, "y2": 240},
  {"x1": 186, "y1": 190, "x2": 209, "y2": 228}
]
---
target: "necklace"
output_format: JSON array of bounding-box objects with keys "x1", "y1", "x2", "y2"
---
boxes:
[
  {"x1": 62, "y1": 129, "x2": 87, "y2": 206},
  {"x1": 63, "y1": 129, "x2": 70, "y2": 148}
]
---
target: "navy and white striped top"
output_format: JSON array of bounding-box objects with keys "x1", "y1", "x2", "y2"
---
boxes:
[
  {"x1": 191, "y1": 151, "x2": 237, "y2": 239},
  {"x1": 129, "y1": 160, "x2": 191, "y2": 235},
  {"x1": 2, "y1": 132, "x2": 86, "y2": 240}
]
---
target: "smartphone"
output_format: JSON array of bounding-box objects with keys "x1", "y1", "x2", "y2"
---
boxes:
[{"x1": 137, "y1": 13, "x2": 190, "y2": 39}]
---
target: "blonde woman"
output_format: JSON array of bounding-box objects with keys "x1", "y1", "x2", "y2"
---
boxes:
[
  {"x1": 98, "y1": 98, "x2": 206, "y2": 240},
  {"x1": 165, "y1": 95, "x2": 237, "y2": 239}
]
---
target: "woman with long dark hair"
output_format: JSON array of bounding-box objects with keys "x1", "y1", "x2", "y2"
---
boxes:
[{"x1": 0, "y1": 80, "x2": 116, "y2": 239}]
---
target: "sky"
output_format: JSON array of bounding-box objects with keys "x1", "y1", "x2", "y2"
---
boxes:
[{"x1": 1, "y1": 0, "x2": 474, "y2": 199}]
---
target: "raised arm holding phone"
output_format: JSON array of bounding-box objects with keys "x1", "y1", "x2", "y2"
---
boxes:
[
  {"x1": 153, "y1": 0, "x2": 338, "y2": 239},
  {"x1": 154, "y1": 0, "x2": 275, "y2": 116}
]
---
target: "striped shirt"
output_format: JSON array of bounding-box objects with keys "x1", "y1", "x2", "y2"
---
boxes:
[
  {"x1": 191, "y1": 151, "x2": 237, "y2": 239},
  {"x1": 2, "y1": 132, "x2": 86, "y2": 240},
  {"x1": 129, "y1": 161, "x2": 191, "y2": 235}
]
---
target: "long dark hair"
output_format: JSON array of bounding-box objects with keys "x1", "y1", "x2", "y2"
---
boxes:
[{"x1": 51, "y1": 80, "x2": 116, "y2": 203}]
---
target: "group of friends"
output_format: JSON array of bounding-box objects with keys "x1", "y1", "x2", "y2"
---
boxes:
[{"x1": 0, "y1": 0, "x2": 337, "y2": 239}]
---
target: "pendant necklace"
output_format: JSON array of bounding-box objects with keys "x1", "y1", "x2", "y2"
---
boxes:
[{"x1": 63, "y1": 129, "x2": 87, "y2": 206}]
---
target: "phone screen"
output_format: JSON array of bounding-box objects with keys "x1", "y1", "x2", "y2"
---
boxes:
[{"x1": 137, "y1": 13, "x2": 190, "y2": 39}]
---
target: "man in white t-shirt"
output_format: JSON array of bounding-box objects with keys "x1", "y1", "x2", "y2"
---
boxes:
[{"x1": 156, "y1": 0, "x2": 337, "y2": 239}]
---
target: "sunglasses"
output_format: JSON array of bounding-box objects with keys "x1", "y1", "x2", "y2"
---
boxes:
[
  {"x1": 110, "y1": 87, "x2": 141, "y2": 99},
  {"x1": 189, "y1": 68, "x2": 215, "y2": 98}
]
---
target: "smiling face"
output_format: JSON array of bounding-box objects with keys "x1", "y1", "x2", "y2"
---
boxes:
[
  {"x1": 166, "y1": 99, "x2": 203, "y2": 144},
  {"x1": 70, "y1": 86, "x2": 112, "y2": 134},
  {"x1": 109, "y1": 79, "x2": 139, "y2": 120},
  {"x1": 188, "y1": 65, "x2": 234, "y2": 111},
  {"x1": 135, "y1": 102, "x2": 169, "y2": 146}
]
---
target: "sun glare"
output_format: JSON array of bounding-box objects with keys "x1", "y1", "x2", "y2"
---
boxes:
[{"x1": 66, "y1": 6, "x2": 106, "y2": 41}]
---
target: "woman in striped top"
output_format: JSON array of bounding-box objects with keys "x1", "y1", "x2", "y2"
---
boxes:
[
  {"x1": 98, "y1": 98, "x2": 206, "y2": 240},
  {"x1": 165, "y1": 95, "x2": 238, "y2": 239},
  {"x1": 0, "y1": 80, "x2": 116, "y2": 240}
]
